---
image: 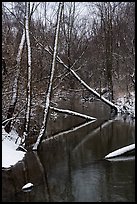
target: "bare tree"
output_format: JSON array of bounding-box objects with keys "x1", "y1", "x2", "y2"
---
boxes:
[
  {"x1": 3, "y1": 29, "x2": 25, "y2": 133},
  {"x1": 95, "y1": 2, "x2": 114, "y2": 100},
  {"x1": 33, "y1": 2, "x2": 64, "y2": 150},
  {"x1": 21, "y1": 2, "x2": 32, "y2": 146},
  {"x1": 3, "y1": 2, "x2": 37, "y2": 134}
]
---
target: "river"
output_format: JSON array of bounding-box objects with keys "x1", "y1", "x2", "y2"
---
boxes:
[{"x1": 2, "y1": 97, "x2": 135, "y2": 202}]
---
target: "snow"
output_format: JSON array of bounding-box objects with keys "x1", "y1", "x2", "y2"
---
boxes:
[
  {"x1": 115, "y1": 91, "x2": 135, "y2": 117},
  {"x1": 105, "y1": 144, "x2": 135, "y2": 159},
  {"x1": 22, "y1": 182, "x2": 33, "y2": 190},
  {"x1": 2, "y1": 126, "x2": 26, "y2": 168}
]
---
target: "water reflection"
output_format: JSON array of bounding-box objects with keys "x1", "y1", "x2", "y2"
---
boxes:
[
  {"x1": 2, "y1": 100, "x2": 135, "y2": 202},
  {"x1": 72, "y1": 158, "x2": 135, "y2": 202},
  {"x1": 2, "y1": 151, "x2": 50, "y2": 202}
]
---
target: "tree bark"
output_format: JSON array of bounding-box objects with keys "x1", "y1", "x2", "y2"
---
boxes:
[
  {"x1": 21, "y1": 2, "x2": 32, "y2": 146},
  {"x1": 4, "y1": 29, "x2": 25, "y2": 133},
  {"x1": 33, "y1": 2, "x2": 64, "y2": 151}
]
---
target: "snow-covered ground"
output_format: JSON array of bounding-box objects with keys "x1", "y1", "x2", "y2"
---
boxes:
[
  {"x1": 2, "y1": 91, "x2": 135, "y2": 169},
  {"x1": 115, "y1": 91, "x2": 135, "y2": 118},
  {"x1": 2, "y1": 126, "x2": 26, "y2": 168}
]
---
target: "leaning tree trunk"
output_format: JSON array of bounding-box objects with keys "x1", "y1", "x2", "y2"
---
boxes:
[
  {"x1": 56, "y1": 53, "x2": 118, "y2": 113},
  {"x1": 21, "y1": 2, "x2": 32, "y2": 146},
  {"x1": 4, "y1": 29, "x2": 25, "y2": 133},
  {"x1": 33, "y1": 2, "x2": 64, "y2": 151},
  {"x1": 31, "y1": 34, "x2": 118, "y2": 114}
]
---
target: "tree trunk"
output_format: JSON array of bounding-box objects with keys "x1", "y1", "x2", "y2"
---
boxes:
[
  {"x1": 21, "y1": 2, "x2": 32, "y2": 146},
  {"x1": 103, "y1": 2, "x2": 114, "y2": 101},
  {"x1": 56, "y1": 55, "x2": 118, "y2": 113},
  {"x1": 33, "y1": 2, "x2": 64, "y2": 151},
  {"x1": 4, "y1": 29, "x2": 25, "y2": 133}
]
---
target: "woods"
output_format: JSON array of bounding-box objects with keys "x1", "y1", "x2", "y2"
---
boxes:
[{"x1": 2, "y1": 2, "x2": 135, "y2": 150}]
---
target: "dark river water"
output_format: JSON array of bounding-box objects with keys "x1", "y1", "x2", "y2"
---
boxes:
[{"x1": 2, "y1": 98, "x2": 135, "y2": 202}]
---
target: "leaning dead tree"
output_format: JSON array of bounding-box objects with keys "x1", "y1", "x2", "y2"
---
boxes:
[
  {"x1": 56, "y1": 54, "x2": 119, "y2": 113},
  {"x1": 32, "y1": 36, "x2": 119, "y2": 114},
  {"x1": 33, "y1": 2, "x2": 64, "y2": 150}
]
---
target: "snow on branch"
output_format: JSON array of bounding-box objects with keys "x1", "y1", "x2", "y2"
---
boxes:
[
  {"x1": 55, "y1": 54, "x2": 119, "y2": 113},
  {"x1": 33, "y1": 2, "x2": 64, "y2": 151},
  {"x1": 49, "y1": 106, "x2": 97, "y2": 121},
  {"x1": 22, "y1": 2, "x2": 32, "y2": 145}
]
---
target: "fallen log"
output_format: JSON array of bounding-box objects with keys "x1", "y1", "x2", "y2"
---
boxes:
[
  {"x1": 49, "y1": 106, "x2": 97, "y2": 121},
  {"x1": 104, "y1": 143, "x2": 135, "y2": 159}
]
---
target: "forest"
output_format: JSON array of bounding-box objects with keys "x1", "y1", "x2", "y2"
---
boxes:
[{"x1": 2, "y1": 2, "x2": 135, "y2": 150}]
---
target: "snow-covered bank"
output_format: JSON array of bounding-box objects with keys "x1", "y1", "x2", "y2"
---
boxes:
[
  {"x1": 2, "y1": 126, "x2": 26, "y2": 168},
  {"x1": 115, "y1": 91, "x2": 135, "y2": 118}
]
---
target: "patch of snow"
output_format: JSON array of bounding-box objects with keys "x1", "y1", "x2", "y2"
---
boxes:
[
  {"x1": 104, "y1": 144, "x2": 135, "y2": 159},
  {"x1": 115, "y1": 92, "x2": 135, "y2": 118},
  {"x1": 22, "y1": 182, "x2": 33, "y2": 190},
  {"x1": 2, "y1": 126, "x2": 26, "y2": 168}
]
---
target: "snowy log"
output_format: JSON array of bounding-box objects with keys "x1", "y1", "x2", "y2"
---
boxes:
[
  {"x1": 104, "y1": 144, "x2": 135, "y2": 159},
  {"x1": 49, "y1": 106, "x2": 97, "y2": 121}
]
